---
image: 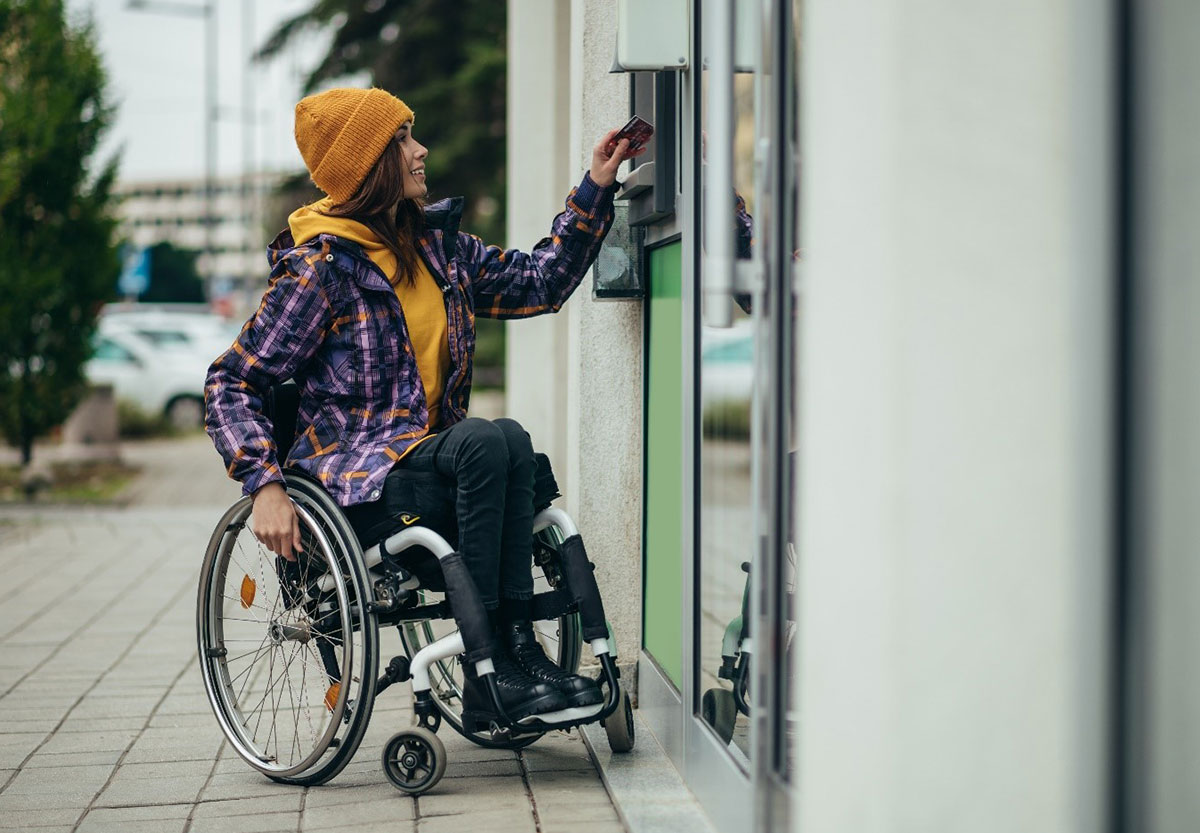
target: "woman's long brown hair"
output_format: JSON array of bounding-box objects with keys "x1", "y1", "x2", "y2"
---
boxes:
[{"x1": 319, "y1": 136, "x2": 424, "y2": 286}]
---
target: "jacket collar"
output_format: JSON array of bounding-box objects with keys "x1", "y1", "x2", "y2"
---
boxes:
[{"x1": 266, "y1": 196, "x2": 466, "y2": 283}]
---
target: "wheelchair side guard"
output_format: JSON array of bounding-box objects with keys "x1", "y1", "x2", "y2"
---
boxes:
[
  {"x1": 558, "y1": 535, "x2": 609, "y2": 643},
  {"x1": 439, "y1": 554, "x2": 493, "y2": 664},
  {"x1": 719, "y1": 615, "x2": 743, "y2": 679}
]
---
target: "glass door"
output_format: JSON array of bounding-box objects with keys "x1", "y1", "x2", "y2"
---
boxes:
[
  {"x1": 687, "y1": 0, "x2": 800, "y2": 830},
  {"x1": 694, "y1": 0, "x2": 759, "y2": 768}
]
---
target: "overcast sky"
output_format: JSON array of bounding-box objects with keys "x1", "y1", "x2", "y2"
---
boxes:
[{"x1": 66, "y1": 0, "x2": 364, "y2": 185}]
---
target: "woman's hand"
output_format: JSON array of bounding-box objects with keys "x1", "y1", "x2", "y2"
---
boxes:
[
  {"x1": 251, "y1": 482, "x2": 303, "y2": 561},
  {"x1": 590, "y1": 128, "x2": 648, "y2": 187}
]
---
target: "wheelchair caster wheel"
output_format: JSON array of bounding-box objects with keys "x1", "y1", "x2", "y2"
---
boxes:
[
  {"x1": 382, "y1": 727, "x2": 446, "y2": 796},
  {"x1": 602, "y1": 687, "x2": 635, "y2": 753},
  {"x1": 701, "y1": 688, "x2": 737, "y2": 745}
]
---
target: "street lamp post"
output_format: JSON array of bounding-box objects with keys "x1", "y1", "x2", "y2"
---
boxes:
[{"x1": 126, "y1": 0, "x2": 217, "y2": 295}]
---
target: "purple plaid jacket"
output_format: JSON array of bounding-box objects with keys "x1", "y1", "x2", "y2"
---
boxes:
[{"x1": 205, "y1": 173, "x2": 616, "y2": 506}]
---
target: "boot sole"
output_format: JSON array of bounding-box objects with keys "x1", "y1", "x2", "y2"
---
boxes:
[
  {"x1": 564, "y1": 686, "x2": 605, "y2": 709},
  {"x1": 462, "y1": 690, "x2": 568, "y2": 730}
]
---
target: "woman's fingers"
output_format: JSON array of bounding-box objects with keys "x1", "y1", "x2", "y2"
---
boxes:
[
  {"x1": 291, "y1": 511, "x2": 304, "y2": 558},
  {"x1": 251, "y1": 485, "x2": 300, "y2": 561},
  {"x1": 591, "y1": 129, "x2": 647, "y2": 186},
  {"x1": 599, "y1": 128, "x2": 620, "y2": 155}
]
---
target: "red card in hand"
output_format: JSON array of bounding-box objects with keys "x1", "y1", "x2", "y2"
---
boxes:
[{"x1": 614, "y1": 116, "x2": 654, "y2": 152}]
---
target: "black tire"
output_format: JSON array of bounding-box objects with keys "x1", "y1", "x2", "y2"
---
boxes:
[
  {"x1": 603, "y1": 687, "x2": 636, "y2": 753},
  {"x1": 197, "y1": 473, "x2": 379, "y2": 786},
  {"x1": 382, "y1": 727, "x2": 447, "y2": 796},
  {"x1": 165, "y1": 395, "x2": 204, "y2": 430},
  {"x1": 701, "y1": 688, "x2": 737, "y2": 745},
  {"x1": 399, "y1": 525, "x2": 582, "y2": 749}
]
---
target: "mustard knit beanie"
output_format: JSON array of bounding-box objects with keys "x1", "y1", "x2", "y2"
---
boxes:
[{"x1": 294, "y1": 87, "x2": 415, "y2": 204}]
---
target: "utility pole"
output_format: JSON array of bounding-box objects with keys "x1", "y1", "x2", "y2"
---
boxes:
[{"x1": 126, "y1": 0, "x2": 217, "y2": 295}]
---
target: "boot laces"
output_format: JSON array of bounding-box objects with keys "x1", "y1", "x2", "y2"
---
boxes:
[
  {"x1": 512, "y1": 640, "x2": 569, "y2": 681},
  {"x1": 491, "y1": 647, "x2": 539, "y2": 687}
]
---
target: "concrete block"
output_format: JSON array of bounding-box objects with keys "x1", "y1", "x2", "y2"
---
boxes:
[
  {"x1": 0, "y1": 805, "x2": 81, "y2": 828},
  {"x1": 189, "y1": 794, "x2": 301, "y2": 818},
  {"x1": 187, "y1": 811, "x2": 299, "y2": 833},
  {"x1": 417, "y1": 809, "x2": 536, "y2": 833},
  {"x1": 61, "y1": 385, "x2": 120, "y2": 459}
]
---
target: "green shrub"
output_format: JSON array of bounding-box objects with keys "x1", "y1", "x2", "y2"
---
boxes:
[
  {"x1": 702, "y1": 399, "x2": 752, "y2": 440},
  {"x1": 117, "y1": 401, "x2": 180, "y2": 439}
]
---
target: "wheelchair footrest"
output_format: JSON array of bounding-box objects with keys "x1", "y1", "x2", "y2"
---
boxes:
[{"x1": 517, "y1": 702, "x2": 605, "y2": 727}]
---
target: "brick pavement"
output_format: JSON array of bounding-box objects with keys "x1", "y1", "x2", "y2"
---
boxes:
[{"x1": 0, "y1": 435, "x2": 626, "y2": 833}]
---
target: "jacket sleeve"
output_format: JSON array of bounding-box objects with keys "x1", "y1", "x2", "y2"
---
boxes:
[
  {"x1": 204, "y1": 254, "x2": 332, "y2": 497},
  {"x1": 460, "y1": 172, "x2": 617, "y2": 319},
  {"x1": 734, "y1": 192, "x2": 755, "y2": 314}
]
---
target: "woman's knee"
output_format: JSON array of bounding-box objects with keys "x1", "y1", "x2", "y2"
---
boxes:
[
  {"x1": 493, "y1": 418, "x2": 534, "y2": 462},
  {"x1": 451, "y1": 418, "x2": 509, "y2": 472}
]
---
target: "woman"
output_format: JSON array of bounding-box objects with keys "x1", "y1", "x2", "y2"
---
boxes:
[{"x1": 205, "y1": 87, "x2": 642, "y2": 724}]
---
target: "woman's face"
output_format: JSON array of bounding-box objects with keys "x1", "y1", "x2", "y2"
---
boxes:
[{"x1": 395, "y1": 122, "x2": 428, "y2": 199}]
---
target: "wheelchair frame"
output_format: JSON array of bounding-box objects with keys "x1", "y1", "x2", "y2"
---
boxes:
[{"x1": 197, "y1": 468, "x2": 634, "y2": 796}]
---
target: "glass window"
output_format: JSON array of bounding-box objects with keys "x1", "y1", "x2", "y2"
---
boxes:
[{"x1": 92, "y1": 337, "x2": 137, "y2": 363}]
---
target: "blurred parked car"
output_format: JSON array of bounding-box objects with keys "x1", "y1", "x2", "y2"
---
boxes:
[
  {"x1": 85, "y1": 325, "x2": 212, "y2": 429},
  {"x1": 99, "y1": 305, "x2": 241, "y2": 366},
  {"x1": 700, "y1": 321, "x2": 755, "y2": 407}
]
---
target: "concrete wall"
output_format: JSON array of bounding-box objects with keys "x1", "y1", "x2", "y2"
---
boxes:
[
  {"x1": 505, "y1": 0, "x2": 572, "y2": 474},
  {"x1": 795, "y1": 1, "x2": 1112, "y2": 831},
  {"x1": 506, "y1": 0, "x2": 644, "y2": 669}
]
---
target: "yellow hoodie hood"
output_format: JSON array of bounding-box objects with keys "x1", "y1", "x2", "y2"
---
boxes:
[{"x1": 288, "y1": 197, "x2": 399, "y2": 281}]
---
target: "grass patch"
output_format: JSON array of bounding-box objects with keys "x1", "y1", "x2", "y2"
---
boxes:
[{"x1": 0, "y1": 459, "x2": 142, "y2": 505}]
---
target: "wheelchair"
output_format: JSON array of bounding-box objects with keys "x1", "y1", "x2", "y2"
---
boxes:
[
  {"x1": 700, "y1": 455, "x2": 798, "y2": 746},
  {"x1": 196, "y1": 386, "x2": 635, "y2": 796}
]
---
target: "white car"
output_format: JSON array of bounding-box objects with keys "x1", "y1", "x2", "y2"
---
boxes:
[
  {"x1": 85, "y1": 325, "x2": 213, "y2": 429},
  {"x1": 99, "y1": 306, "x2": 241, "y2": 367},
  {"x1": 700, "y1": 322, "x2": 755, "y2": 407}
]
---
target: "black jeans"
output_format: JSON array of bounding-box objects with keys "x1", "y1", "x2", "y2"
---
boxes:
[{"x1": 346, "y1": 417, "x2": 537, "y2": 609}]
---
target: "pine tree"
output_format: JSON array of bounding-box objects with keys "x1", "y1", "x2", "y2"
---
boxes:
[{"x1": 0, "y1": 0, "x2": 122, "y2": 464}]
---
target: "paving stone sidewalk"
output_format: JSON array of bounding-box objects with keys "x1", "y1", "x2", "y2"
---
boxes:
[{"x1": 0, "y1": 435, "x2": 626, "y2": 833}]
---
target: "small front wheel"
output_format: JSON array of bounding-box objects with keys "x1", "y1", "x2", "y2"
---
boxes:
[
  {"x1": 603, "y1": 687, "x2": 636, "y2": 753},
  {"x1": 701, "y1": 688, "x2": 737, "y2": 745},
  {"x1": 382, "y1": 727, "x2": 446, "y2": 796}
]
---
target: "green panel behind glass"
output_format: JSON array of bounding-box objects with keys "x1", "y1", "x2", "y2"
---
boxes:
[{"x1": 643, "y1": 241, "x2": 683, "y2": 689}]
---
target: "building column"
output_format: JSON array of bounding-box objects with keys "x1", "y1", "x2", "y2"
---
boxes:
[{"x1": 795, "y1": 0, "x2": 1113, "y2": 830}]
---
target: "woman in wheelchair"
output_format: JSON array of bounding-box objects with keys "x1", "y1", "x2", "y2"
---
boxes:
[{"x1": 204, "y1": 87, "x2": 641, "y2": 735}]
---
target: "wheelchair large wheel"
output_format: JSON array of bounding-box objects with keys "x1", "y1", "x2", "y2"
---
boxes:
[
  {"x1": 197, "y1": 474, "x2": 379, "y2": 785},
  {"x1": 399, "y1": 525, "x2": 582, "y2": 749}
]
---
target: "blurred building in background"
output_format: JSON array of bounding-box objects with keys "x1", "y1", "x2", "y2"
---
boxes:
[{"x1": 114, "y1": 173, "x2": 281, "y2": 318}]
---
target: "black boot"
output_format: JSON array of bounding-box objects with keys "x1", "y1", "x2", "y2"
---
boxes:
[
  {"x1": 460, "y1": 642, "x2": 568, "y2": 730},
  {"x1": 502, "y1": 620, "x2": 604, "y2": 708}
]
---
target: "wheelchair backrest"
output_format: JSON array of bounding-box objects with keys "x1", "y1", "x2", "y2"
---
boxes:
[{"x1": 265, "y1": 381, "x2": 301, "y2": 462}]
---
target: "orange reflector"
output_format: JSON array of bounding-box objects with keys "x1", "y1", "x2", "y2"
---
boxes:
[
  {"x1": 240, "y1": 575, "x2": 256, "y2": 609},
  {"x1": 324, "y1": 682, "x2": 341, "y2": 712}
]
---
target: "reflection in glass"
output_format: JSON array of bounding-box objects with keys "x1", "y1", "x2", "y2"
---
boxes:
[{"x1": 697, "y1": 57, "x2": 757, "y2": 762}]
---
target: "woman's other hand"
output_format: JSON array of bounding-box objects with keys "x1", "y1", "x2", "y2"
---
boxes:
[
  {"x1": 251, "y1": 482, "x2": 303, "y2": 561},
  {"x1": 590, "y1": 128, "x2": 648, "y2": 187}
]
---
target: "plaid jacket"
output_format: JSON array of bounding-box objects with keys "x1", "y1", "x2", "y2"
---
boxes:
[{"x1": 205, "y1": 172, "x2": 616, "y2": 506}]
